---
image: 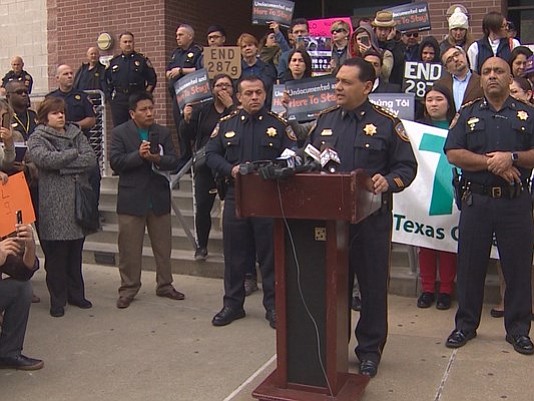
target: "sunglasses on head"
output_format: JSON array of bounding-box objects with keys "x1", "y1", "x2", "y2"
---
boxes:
[
  {"x1": 405, "y1": 32, "x2": 419, "y2": 38},
  {"x1": 331, "y1": 28, "x2": 345, "y2": 34}
]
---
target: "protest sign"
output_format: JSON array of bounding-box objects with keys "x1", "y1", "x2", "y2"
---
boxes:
[
  {"x1": 285, "y1": 76, "x2": 336, "y2": 122},
  {"x1": 369, "y1": 93, "x2": 415, "y2": 120},
  {"x1": 174, "y1": 69, "x2": 212, "y2": 112},
  {"x1": 402, "y1": 62, "x2": 443, "y2": 100},
  {"x1": 385, "y1": 2, "x2": 431, "y2": 32},
  {"x1": 271, "y1": 84, "x2": 286, "y2": 115},
  {"x1": 203, "y1": 46, "x2": 241, "y2": 79},
  {"x1": 296, "y1": 36, "x2": 332, "y2": 76},
  {"x1": 0, "y1": 172, "x2": 36, "y2": 237},
  {"x1": 251, "y1": 0, "x2": 294, "y2": 27},
  {"x1": 308, "y1": 17, "x2": 353, "y2": 37}
]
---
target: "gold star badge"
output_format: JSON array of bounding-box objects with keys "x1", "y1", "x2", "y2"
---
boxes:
[
  {"x1": 518, "y1": 110, "x2": 528, "y2": 121},
  {"x1": 224, "y1": 131, "x2": 235, "y2": 138},
  {"x1": 134, "y1": 60, "x2": 140, "y2": 66},
  {"x1": 363, "y1": 124, "x2": 377, "y2": 136},
  {"x1": 266, "y1": 127, "x2": 277, "y2": 137},
  {"x1": 187, "y1": 52, "x2": 194, "y2": 58},
  {"x1": 75, "y1": 94, "x2": 81, "y2": 100},
  {"x1": 320, "y1": 129, "x2": 332, "y2": 136}
]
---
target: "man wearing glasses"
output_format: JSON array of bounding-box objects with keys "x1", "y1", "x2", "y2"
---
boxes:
[
  {"x1": 436, "y1": 46, "x2": 483, "y2": 111},
  {"x1": 5, "y1": 82, "x2": 37, "y2": 141},
  {"x1": 206, "y1": 25, "x2": 227, "y2": 47}
]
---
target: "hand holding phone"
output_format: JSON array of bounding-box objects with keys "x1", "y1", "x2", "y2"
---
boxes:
[{"x1": 149, "y1": 131, "x2": 160, "y2": 154}]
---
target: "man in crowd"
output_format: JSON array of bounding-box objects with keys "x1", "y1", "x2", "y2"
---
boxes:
[
  {"x1": 444, "y1": 57, "x2": 534, "y2": 355},
  {"x1": 276, "y1": 18, "x2": 309, "y2": 80},
  {"x1": 110, "y1": 92, "x2": 184, "y2": 309},
  {"x1": 73, "y1": 47, "x2": 108, "y2": 93},
  {"x1": 401, "y1": 30, "x2": 421, "y2": 63},
  {"x1": 436, "y1": 46, "x2": 483, "y2": 111},
  {"x1": 371, "y1": 10, "x2": 405, "y2": 86},
  {"x1": 205, "y1": 76, "x2": 297, "y2": 328},
  {"x1": 0, "y1": 223, "x2": 43, "y2": 370},
  {"x1": 0, "y1": 56, "x2": 33, "y2": 96},
  {"x1": 166, "y1": 24, "x2": 203, "y2": 163},
  {"x1": 206, "y1": 25, "x2": 227, "y2": 47},
  {"x1": 363, "y1": 50, "x2": 401, "y2": 93},
  {"x1": 6, "y1": 81, "x2": 38, "y2": 141},
  {"x1": 307, "y1": 58, "x2": 418, "y2": 377},
  {"x1": 106, "y1": 32, "x2": 157, "y2": 127}
]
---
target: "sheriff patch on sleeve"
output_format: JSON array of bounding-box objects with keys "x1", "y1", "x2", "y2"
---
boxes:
[
  {"x1": 394, "y1": 122, "x2": 410, "y2": 142},
  {"x1": 210, "y1": 123, "x2": 220, "y2": 138},
  {"x1": 286, "y1": 126, "x2": 297, "y2": 141}
]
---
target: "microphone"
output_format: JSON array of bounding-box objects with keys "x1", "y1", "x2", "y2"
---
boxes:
[
  {"x1": 277, "y1": 148, "x2": 302, "y2": 169},
  {"x1": 319, "y1": 145, "x2": 340, "y2": 173}
]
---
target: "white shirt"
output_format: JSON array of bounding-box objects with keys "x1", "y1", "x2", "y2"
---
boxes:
[{"x1": 467, "y1": 37, "x2": 520, "y2": 73}]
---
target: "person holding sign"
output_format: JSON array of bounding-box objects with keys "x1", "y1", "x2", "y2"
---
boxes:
[
  {"x1": 180, "y1": 74, "x2": 236, "y2": 261},
  {"x1": 444, "y1": 57, "x2": 534, "y2": 355},
  {"x1": 307, "y1": 58, "x2": 418, "y2": 377}
]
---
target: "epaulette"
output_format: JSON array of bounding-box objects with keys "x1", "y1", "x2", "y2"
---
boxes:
[
  {"x1": 459, "y1": 97, "x2": 483, "y2": 110},
  {"x1": 317, "y1": 104, "x2": 340, "y2": 116},
  {"x1": 192, "y1": 43, "x2": 204, "y2": 52},
  {"x1": 220, "y1": 109, "x2": 239, "y2": 122},
  {"x1": 372, "y1": 103, "x2": 399, "y2": 122},
  {"x1": 267, "y1": 110, "x2": 288, "y2": 124}
]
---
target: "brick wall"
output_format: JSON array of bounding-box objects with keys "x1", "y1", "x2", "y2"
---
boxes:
[{"x1": 426, "y1": 0, "x2": 505, "y2": 42}]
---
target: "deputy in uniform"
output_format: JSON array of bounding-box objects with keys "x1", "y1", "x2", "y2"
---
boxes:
[
  {"x1": 444, "y1": 57, "x2": 534, "y2": 355},
  {"x1": 205, "y1": 75, "x2": 297, "y2": 328},
  {"x1": 73, "y1": 47, "x2": 108, "y2": 94},
  {"x1": 166, "y1": 24, "x2": 203, "y2": 162},
  {"x1": 307, "y1": 57, "x2": 418, "y2": 378},
  {"x1": 106, "y1": 32, "x2": 157, "y2": 127},
  {"x1": 0, "y1": 56, "x2": 33, "y2": 96}
]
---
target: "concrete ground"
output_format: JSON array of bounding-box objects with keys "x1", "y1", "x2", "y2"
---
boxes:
[{"x1": 2, "y1": 264, "x2": 533, "y2": 401}]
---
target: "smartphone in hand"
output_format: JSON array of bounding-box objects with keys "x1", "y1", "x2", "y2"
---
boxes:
[{"x1": 149, "y1": 131, "x2": 160, "y2": 154}]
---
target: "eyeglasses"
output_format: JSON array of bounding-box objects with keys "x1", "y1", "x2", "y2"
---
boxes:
[
  {"x1": 444, "y1": 50, "x2": 462, "y2": 64},
  {"x1": 331, "y1": 28, "x2": 346, "y2": 34},
  {"x1": 10, "y1": 89, "x2": 28, "y2": 95},
  {"x1": 208, "y1": 34, "x2": 222, "y2": 40},
  {"x1": 405, "y1": 32, "x2": 419, "y2": 38}
]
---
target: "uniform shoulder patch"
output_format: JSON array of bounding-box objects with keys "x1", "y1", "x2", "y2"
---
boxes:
[
  {"x1": 145, "y1": 57, "x2": 153, "y2": 69},
  {"x1": 394, "y1": 121, "x2": 410, "y2": 142},
  {"x1": 285, "y1": 125, "x2": 297, "y2": 141},
  {"x1": 210, "y1": 123, "x2": 220, "y2": 138},
  {"x1": 318, "y1": 105, "x2": 340, "y2": 116},
  {"x1": 220, "y1": 109, "x2": 239, "y2": 122},
  {"x1": 267, "y1": 110, "x2": 288, "y2": 124}
]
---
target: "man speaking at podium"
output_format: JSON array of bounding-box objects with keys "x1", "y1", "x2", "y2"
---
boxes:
[{"x1": 307, "y1": 57, "x2": 418, "y2": 378}]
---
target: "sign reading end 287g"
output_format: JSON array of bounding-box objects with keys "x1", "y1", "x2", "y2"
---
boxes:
[
  {"x1": 402, "y1": 62, "x2": 443, "y2": 100},
  {"x1": 203, "y1": 46, "x2": 242, "y2": 79}
]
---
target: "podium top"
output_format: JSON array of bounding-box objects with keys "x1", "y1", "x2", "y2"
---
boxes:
[{"x1": 235, "y1": 170, "x2": 381, "y2": 224}]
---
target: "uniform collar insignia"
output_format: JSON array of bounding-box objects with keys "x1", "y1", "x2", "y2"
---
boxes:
[
  {"x1": 363, "y1": 124, "x2": 377, "y2": 136},
  {"x1": 266, "y1": 127, "x2": 277, "y2": 137},
  {"x1": 320, "y1": 129, "x2": 332, "y2": 136},
  {"x1": 518, "y1": 110, "x2": 528, "y2": 121}
]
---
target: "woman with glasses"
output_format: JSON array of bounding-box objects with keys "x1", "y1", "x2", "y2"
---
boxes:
[
  {"x1": 180, "y1": 74, "x2": 236, "y2": 261},
  {"x1": 329, "y1": 20, "x2": 350, "y2": 74}
]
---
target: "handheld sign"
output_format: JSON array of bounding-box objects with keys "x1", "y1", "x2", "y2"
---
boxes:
[
  {"x1": 271, "y1": 84, "x2": 286, "y2": 116},
  {"x1": 285, "y1": 76, "x2": 336, "y2": 122},
  {"x1": 369, "y1": 93, "x2": 416, "y2": 121},
  {"x1": 0, "y1": 172, "x2": 36, "y2": 237},
  {"x1": 385, "y1": 2, "x2": 431, "y2": 32},
  {"x1": 402, "y1": 62, "x2": 443, "y2": 100},
  {"x1": 252, "y1": 0, "x2": 295, "y2": 27},
  {"x1": 174, "y1": 69, "x2": 212, "y2": 112},
  {"x1": 308, "y1": 17, "x2": 353, "y2": 37},
  {"x1": 203, "y1": 46, "x2": 241, "y2": 79},
  {"x1": 296, "y1": 36, "x2": 332, "y2": 76}
]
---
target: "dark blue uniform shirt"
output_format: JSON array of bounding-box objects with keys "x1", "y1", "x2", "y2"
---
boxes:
[
  {"x1": 445, "y1": 96, "x2": 534, "y2": 186},
  {"x1": 1, "y1": 70, "x2": 33, "y2": 93},
  {"x1": 166, "y1": 44, "x2": 203, "y2": 95},
  {"x1": 105, "y1": 52, "x2": 157, "y2": 98}
]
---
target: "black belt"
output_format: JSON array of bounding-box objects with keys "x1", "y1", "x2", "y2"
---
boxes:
[{"x1": 467, "y1": 180, "x2": 529, "y2": 199}]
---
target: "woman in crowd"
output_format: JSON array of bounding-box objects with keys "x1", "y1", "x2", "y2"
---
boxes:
[
  {"x1": 280, "y1": 49, "x2": 313, "y2": 83},
  {"x1": 350, "y1": 24, "x2": 393, "y2": 82},
  {"x1": 27, "y1": 97, "x2": 96, "y2": 318},
  {"x1": 180, "y1": 74, "x2": 235, "y2": 261},
  {"x1": 509, "y1": 46, "x2": 533, "y2": 78},
  {"x1": 439, "y1": 7, "x2": 473, "y2": 54},
  {"x1": 416, "y1": 84, "x2": 457, "y2": 310},
  {"x1": 419, "y1": 36, "x2": 441, "y2": 63},
  {"x1": 329, "y1": 20, "x2": 351, "y2": 74}
]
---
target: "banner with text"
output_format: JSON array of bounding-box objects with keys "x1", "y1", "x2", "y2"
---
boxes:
[
  {"x1": 174, "y1": 69, "x2": 212, "y2": 112},
  {"x1": 402, "y1": 62, "x2": 443, "y2": 100},
  {"x1": 308, "y1": 17, "x2": 353, "y2": 37},
  {"x1": 252, "y1": 0, "x2": 294, "y2": 27},
  {"x1": 385, "y1": 2, "x2": 431, "y2": 32},
  {"x1": 285, "y1": 76, "x2": 336, "y2": 122},
  {"x1": 369, "y1": 93, "x2": 415, "y2": 120},
  {"x1": 392, "y1": 120, "x2": 498, "y2": 258},
  {"x1": 296, "y1": 36, "x2": 332, "y2": 75},
  {"x1": 203, "y1": 46, "x2": 241, "y2": 79},
  {"x1": 271, "y1": 84, "x2": 285, "y2": 115}
]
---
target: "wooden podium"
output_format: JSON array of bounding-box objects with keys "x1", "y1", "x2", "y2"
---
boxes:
[{"x1": 235, "y1": 170, "x2": 381, "y2": 401}]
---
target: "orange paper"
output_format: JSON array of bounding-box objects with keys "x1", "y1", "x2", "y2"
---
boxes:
[{"x1": 0, "y1": 172, "x2": 36, "y2": 237}]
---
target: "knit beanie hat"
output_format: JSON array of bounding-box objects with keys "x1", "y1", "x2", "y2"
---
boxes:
[{"x1": 448, "y1": 8, "x2": 469, "y2": 30}]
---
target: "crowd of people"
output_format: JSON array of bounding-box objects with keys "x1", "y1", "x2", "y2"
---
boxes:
[{"x1": 1, "y1": 3, "x2": 534, "y2": 380}]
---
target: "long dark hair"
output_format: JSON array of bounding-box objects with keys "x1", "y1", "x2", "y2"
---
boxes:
[
  {"x1": 423, "y1": 83, "x2": 456, "y2": 123},
  {"x1": 287, "y1": 49, "x2": 313, "y2": 79}
]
